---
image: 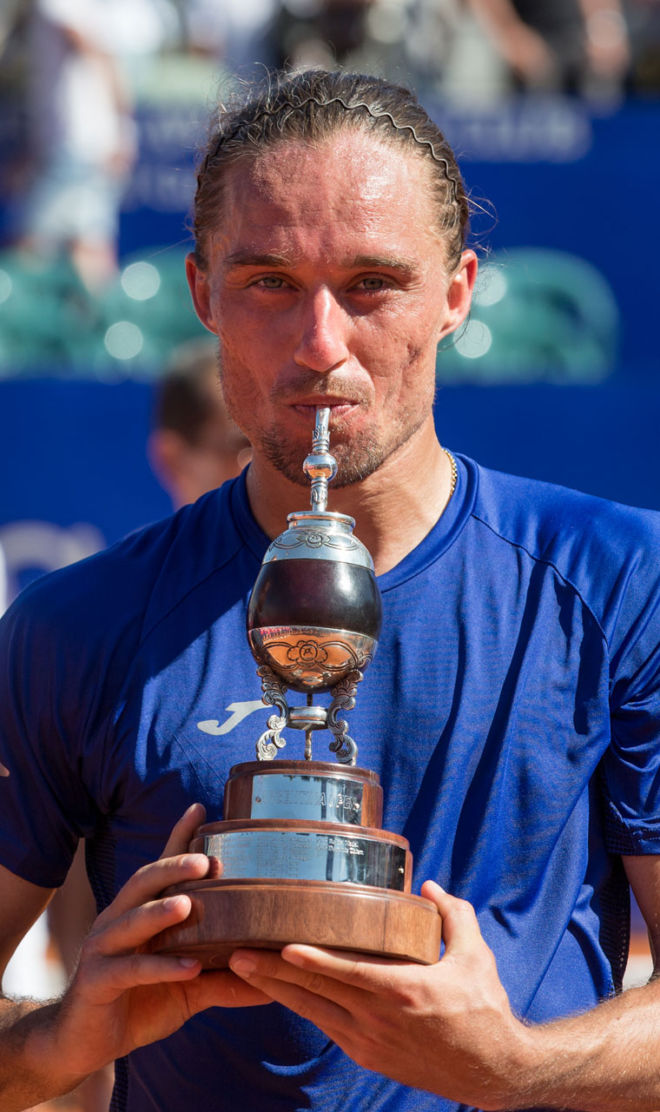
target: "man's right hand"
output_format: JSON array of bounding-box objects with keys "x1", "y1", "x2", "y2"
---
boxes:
[{"x1": 29, "y1": 804, "x2": 271, "y2": 1094}]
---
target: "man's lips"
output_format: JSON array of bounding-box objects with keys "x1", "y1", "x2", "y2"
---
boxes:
[
  {"x1": 285, "y1": 397, "x2": 359, "y2": 415},
  {"x1": 291, "y1": 402, "x2": 355, "y2": 414}
]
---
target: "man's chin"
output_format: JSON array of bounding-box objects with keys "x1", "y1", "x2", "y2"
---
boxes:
[{"x1": 262, "y1": 436, "x2": 384, "y2": 490}]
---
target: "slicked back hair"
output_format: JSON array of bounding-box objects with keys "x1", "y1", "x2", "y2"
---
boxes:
[{"x1": 193, "y1": 69, "x2": 470, "y2": 272}]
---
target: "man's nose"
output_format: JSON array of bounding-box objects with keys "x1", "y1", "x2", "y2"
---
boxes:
[{"x1": 293, "y1": 288, "x2": 350, "y2": 374}]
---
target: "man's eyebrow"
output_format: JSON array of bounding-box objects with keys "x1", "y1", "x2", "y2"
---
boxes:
[
  {"x1": 224, "y1": 251, "x2": 293, "y2": 268},
  {"x1": 350, "y1": 254, "x2": 418, "y2": 275},
  {"x1": 224, "y1": 251, "x2": 419, "y2": 274}
]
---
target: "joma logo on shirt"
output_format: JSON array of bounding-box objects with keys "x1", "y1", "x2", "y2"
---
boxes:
[{"x1": 197, "y1": 700, "x2": 265, "y2": 736}]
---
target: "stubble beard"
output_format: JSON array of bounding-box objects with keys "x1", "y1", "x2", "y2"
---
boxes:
[
  {"x1": 259, "y1": 404, "x2": 429, "y2": 489},
  {"x1": 218, "y1": 354, "x2": 431, "y2": 489},
  {"x1": 259, "y1": 427, "x2": 386, "y2": 488}
]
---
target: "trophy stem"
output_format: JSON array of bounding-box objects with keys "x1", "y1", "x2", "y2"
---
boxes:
[
  {"x1": 304, "y1": 693, "x2": 313, "y2": 760},
  {"x1": 303, "y1": 407, "x2": 337, "y2": 513}
]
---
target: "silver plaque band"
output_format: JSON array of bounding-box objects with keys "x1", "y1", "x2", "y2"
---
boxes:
[
  {"x1": 251, "y1": 773, "x2": 365, "y2": 825},
  {"x1": 203, "y1": 829, "x2": 407, "y2": 891}
]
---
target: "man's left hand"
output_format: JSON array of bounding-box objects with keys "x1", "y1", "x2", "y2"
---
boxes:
[{"x1": 228, "y1": 881, "x2": 535, "y2": 1109}]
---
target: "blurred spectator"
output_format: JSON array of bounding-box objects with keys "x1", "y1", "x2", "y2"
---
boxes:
[
  {"x1": 625, "y1": 0, "x2": 660, "y2": 94},
  {"x1": 176, "y1": 0, "x2": 280, "y2": 74},
  {"x1": 0, "y1": 2, "x2": 33, "y2": 213},
  {"x1": 14, "y1": 0, "x2": 169, "y2": 293},
  {"x1": 404, "y1": 0, "x2": 464, "y2": 92},
  {"x1": 179, "y1": 0, "x2": 411, "y2": 80},
  {"x1": 273, "y1": 0, "x2": 377, "y2": 70},
  {"x1": 271, "y1": 0, "x2": 415, "y2": 76},
  {"x1": 466, "y1": 0, "x2": 631, "y2": 97},
  {"x1": 148, "y1": 338, "x2": 252, "y2": 508}
]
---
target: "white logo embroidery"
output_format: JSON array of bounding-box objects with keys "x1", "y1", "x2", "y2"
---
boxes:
[{"x1": 197, "y1": 700, "x2": 265, "y2": 736}]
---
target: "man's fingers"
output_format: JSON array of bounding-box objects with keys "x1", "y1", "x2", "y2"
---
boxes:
[
  {"x1": 160, "y1": 803, "x2": 206, "y2": 859},
  {"x1": 92, "y1": 893, "x2": 195, "y2": 955},
  {"x1": 280, "y1": 944, "x2": 411, "y2": 989},
  {"x1": 229, "y1": 950, "x2": 351, "y2": 1031},
  {"x1": 421, "y1": 880, "x2": 484, "y2": 957},
  {"x1": 187, "y1": 969, "x2": 274, "y2": 1012},
  {"x1": 86, "y1": 953, "x2": 272, "y2": 1006},
  {"x1": 230, "y1": 945, "x2": 409, "y2": 1003},
  {"x1": 95, "y1": 853, "x2": 209, "y2": 922},
  {"x1": 87, "y1": 951, "x2": 204, "y2": 998}
]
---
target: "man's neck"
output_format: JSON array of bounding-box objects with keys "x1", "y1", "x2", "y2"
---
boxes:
[{"x1": 245, "y1": 420, "x2": 455, "y2": 576}]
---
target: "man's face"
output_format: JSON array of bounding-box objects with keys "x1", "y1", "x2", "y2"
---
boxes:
[{"x1": 188, "y1": 129, "x2": 475, "y2": 486}]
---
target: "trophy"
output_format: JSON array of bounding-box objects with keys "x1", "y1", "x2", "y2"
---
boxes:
[{"x1": 152, "y1": 408, "x2": 441, "y2": 966}]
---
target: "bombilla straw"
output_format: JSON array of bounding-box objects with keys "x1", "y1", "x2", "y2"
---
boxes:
[{"x1": 303, "y1": 406, "x2": 338, "y2": 513}]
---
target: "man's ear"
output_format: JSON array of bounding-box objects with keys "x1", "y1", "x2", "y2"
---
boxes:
[
  {"x1": 437, "y1": 249, "x2": 478, "y2": 342},
  {"x1": 186, "y1": 253, "x2": 218, "y2": 335}
]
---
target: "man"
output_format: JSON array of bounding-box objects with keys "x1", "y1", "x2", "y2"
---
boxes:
[{"x1": 0, "y1": 69, "x2": 659, "y2": 1111}]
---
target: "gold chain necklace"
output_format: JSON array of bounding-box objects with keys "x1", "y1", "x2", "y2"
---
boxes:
[{"x1": 444, "y1": 448, "x2": 457, "y2": 499}]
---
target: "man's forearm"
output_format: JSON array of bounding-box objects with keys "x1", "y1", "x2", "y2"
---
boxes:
[
  {"x1": 228, "y1": 884, "x2": 660, "y2": 1111},
  {"x1": 0, "y1": 995, "x2": 85, "y2": 1112},
  {"x1": 515, "y1": 977, "x2": 660, "y2": 1112}
]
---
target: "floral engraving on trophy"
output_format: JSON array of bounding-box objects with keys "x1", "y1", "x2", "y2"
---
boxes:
[
  {"x1": 250, "y1": 628, "x2": 373, "y2": 693},
  {"x1": 287, "y1": 639, "x2": 328, "y2": 665},
  {"x1": 266, "y1": 529, "x2": 362, "y2": 556}
]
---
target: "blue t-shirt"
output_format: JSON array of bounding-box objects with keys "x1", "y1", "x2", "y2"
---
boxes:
[{"x1": 1, "y1": 455, "x2": 659, "y2": 1112}]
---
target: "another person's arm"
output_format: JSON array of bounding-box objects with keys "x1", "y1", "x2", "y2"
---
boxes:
[
  {"x1": 465, "y1": 0, "x2": 557, "y2": 84},
  {"x1": 578, "y1": 0, "x2": 630, "y2": 79}
]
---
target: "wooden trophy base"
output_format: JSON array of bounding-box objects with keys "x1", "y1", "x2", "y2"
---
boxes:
[
  {"x1": 151, "y1": 761, "x2": 441, "y2": 967},
  {"x1": 153, "y1": 876, "x2": 441, "y2": 967}
]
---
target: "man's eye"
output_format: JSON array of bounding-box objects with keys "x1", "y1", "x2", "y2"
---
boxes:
[
  {"x1": 355, "y1": 276, "x2": 388, "y2": 291},
  {"x1": 253, "y1": 275, "x2": 287, "y2": 289}
]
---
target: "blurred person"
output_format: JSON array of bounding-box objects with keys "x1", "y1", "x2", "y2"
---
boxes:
[
  {"x1": 467, "y1": 0, "x2": 631, "y2": 96},
  {"x1": 624, "y1": 0, "x2": 660, "y2": 94},
  {"x1": 403, "y1": 0, "x2": 465, "y2": 96},
  {"x1": 273, "y1": 0, "x2": 377, "y2": 70},
  {"x1": 15, "y1": 0, "x2": 168, "y2": 293},
  {"x1": 179, "y1": 0, "x2": 280, "y2": 74},
  {"x1": 148, "y1": 338, "x2": 252, "y2": 509}
]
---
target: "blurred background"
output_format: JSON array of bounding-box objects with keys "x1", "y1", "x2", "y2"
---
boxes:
[{"x1": 0, "y1": 2, "x2": 658, "y2": 1108}]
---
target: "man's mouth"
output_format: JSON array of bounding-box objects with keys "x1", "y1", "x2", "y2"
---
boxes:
[
  {"x1": 292, "y1": 402, "x2": 354, "y2": 414},
  {"x1": 287, "y1": 398, "x2": 359, "y2": 419}
]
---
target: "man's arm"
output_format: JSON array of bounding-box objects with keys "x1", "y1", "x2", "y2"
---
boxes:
[
  {"x1": 228, "y1": 862, "x2": 660, "y2": 1111},
  {"x1": 0, "y1": 805, "x2": 270, "y2": 1112}
]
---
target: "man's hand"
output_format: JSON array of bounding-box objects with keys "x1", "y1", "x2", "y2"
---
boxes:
[
  {"x1": 34, "y1": 805, "x2": 271, "y2": 1089},
  {"x1": 228, "y1": 881, "x2": 533, "y2": 1110}
]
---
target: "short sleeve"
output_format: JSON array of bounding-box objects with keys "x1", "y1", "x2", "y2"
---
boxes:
[
  {"x1": 0, "y1": 548, "x2": 145, "y2": 887},
  {"x1": 601, "y1": 543, "x2": 660, "y2": 855}
]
